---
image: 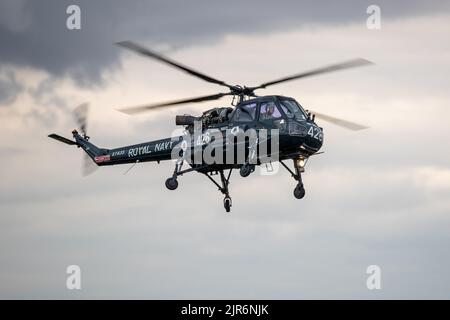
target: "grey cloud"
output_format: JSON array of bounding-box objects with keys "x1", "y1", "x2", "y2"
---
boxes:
[
  {"x1": 0, "y1": 0, "x2": 449, "y2": 85},
  {"x1": 28, "y1": 78, "x2": 68, "y2": 110},
  {"x1": 0, "y1": 146, "x2": 26, "y2": 157},
  {"x1": 2, "y1": 1, "x2": 450, "y2": 299},
  {"x1": 1, "y1": 160, "x2": 450, "y2": 298},
  {"x1": 0, "y1": 68, "x2": 23, "y2": 105},
  {"x1": 0, "y1": 0, "x2": 31, "y2": 33}
]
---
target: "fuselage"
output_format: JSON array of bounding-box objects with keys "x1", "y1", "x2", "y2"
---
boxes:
[{"x1": 87, "y1": 95, "x2": 323, "y2": 170}]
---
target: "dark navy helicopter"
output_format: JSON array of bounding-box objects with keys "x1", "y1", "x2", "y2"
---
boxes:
[{"x1": 49, "y1": 41, "x2": 372, "y2": 212}]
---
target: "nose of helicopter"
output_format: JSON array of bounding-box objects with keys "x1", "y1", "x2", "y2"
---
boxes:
[{"x1": 303, "y1": 123, "x2": 323, "y2": 152}]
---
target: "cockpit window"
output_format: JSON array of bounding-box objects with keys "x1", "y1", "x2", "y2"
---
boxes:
[
  {"x1": 232, "y1": 102, "x2": 257, "y2": 122},
  {"x1": 280, "y1": 99, "x2": 307, "y2": 121},
  {"x1": 260, "y1": 101, "x2": 282, "y2": 120}
]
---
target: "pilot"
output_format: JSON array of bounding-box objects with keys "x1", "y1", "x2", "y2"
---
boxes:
[{"x1": 263, "y1": 102, "x2": 275, "y2": 119}]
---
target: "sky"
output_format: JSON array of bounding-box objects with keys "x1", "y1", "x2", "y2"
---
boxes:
[{"x1": 1, "y1": 0, "x2": 450, "y2": 299}]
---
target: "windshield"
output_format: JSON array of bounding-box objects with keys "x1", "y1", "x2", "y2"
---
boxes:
[
  {"x1": 232, "y1": 102, "x2": 257, "y2": 122},
  {"x1": 280, "y1": 99, "x2": 307, "y2": 121}
]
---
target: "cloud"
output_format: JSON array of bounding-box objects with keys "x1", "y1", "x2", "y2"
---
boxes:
[
  {"x1": 0, "y1": 68, "x2": 23, "y2": 105},
  {"x1": 0, "y1": 0, "x2": 449, "y2": 85},
  {"x1": 1, "y1": 3, "x2": 450, "y2": 299},
  {"x1": 0, "y1": 0, "x2": 31, "y2": 33}
]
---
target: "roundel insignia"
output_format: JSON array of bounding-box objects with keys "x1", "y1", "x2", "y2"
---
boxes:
[{"x1": 230, "y1": 126, "x2": 240, "y2": 136}]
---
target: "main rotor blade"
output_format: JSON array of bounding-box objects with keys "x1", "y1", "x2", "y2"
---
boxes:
[
  {"x1": 117, "y1": 41, "x2": 232, "y2": 89},
  {"x1": 253, "y1": 58, "x2": 373, "y2": 90},
  {"x1": 311, "y1": 110, "x2": 368, "y2": 131},
  {"x1": 118, "y1": 92, "x2": 231, "y2": 115}
]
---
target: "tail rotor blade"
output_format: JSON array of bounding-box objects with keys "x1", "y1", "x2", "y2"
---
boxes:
[
  {"x1": 73, "y1": 103, "x2": 89, "y2": 136},
  {"x1": 82, "y1": 153, "x2": 98, "y2": 177},
  {"x1": 73, "y1": 103, "x2": 96, "y2": 176}
]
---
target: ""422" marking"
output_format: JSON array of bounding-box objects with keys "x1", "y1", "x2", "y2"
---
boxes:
[{"x1": 307, "y1": 126, "x2": 323, "y2": 142}]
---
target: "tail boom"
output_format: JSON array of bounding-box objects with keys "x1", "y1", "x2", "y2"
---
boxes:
[{"x1": 49, "y1": 130, "x2": 180, "y2": 167}]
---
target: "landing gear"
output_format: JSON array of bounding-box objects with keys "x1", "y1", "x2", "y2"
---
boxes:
[
  {"x1": 293, "y1": 183, "x2": 305, "y2": 199},
  {"x1": 204, "y1": 169, "x2": 233, "y2": 212},
  {"x1": 165, "y1": 159, "x2": 184, "y2": 191},
  {"x1": 240, "y1": 136, "x2": 257, "y2": 178},
  {"x1": 239, "y1": 163, "x2": 254, "y2": 177},
  {"x1": 224, "y1": 196, "x2": 232, "y2": 212},
  {"x1": 165, "y1": 155, "x2": 234, "y2": 212},
  {"x1": 165, "y1": 177, "x2": 178, "y2": 190},
  {"x1": 280, "y1": 157, "x2": 308, "y2": 200}
]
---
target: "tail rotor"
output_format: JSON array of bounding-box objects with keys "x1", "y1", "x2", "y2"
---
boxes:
[
  {"x1": 73, "y1": 103, "x2": 98, "y2": 176},
  {"x1": 49, "y1": 102, "x2": 104, "y2": 176},
  {"x1": 73, "y1": 102, "x2": 90, "y2": 139}
]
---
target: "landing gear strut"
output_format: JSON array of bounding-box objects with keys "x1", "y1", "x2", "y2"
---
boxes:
[
  {"x1": 204, "y1": 169, "x2": 233, "y2": 212},
  {"x1": 280, "y1": 157, "x2": 307, "y2": 200},
  {"x1": 240, "y1": 136, "x2": 257, "y2": 178},
  {"x1": 165, "y1": 159, "x2": 184, "y2": 191},
  {"x1": 165, "y1": 157, "x2": 234, "y2": 212}
]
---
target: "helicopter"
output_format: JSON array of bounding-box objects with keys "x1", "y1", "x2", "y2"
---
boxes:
[{"x1": 49, "y1": 41, "x2": 372, "y2": 212}]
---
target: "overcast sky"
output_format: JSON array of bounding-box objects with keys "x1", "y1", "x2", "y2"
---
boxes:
[{"x1": 1, "y1": 0, "x2": 450, "y2": 299}]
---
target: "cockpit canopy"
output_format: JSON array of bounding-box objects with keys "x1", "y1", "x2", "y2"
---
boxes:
[{"x1": 231, "y1": 96, "x2": 308, "y2": 123}]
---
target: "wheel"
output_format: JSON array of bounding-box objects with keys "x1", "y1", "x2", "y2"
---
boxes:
[
  {"x1": 224, "y1": 196, "x2": 232, "y2": 212},
  {"x1": 165, "y1": 177, "x2": 178, "y2": 190},
  {"x1": 239, "y1": 163, "x2": 254, "y2": 177},
  {"x1": 293, "y1": 184, "x2": 305, "y2": 199}
]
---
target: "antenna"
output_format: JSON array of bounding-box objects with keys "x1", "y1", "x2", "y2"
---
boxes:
[{"x1": 123, "y1": 160, "x2": 139, "y2": 175}]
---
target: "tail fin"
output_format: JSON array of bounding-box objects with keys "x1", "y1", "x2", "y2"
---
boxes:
[
  {"x1": 71, "y1": 130, "x2": 108, "y2": 160},
  {"x1": 48, "y1": 130, "x2": 109, "y2": 176},
  {"x1": 48, "y1": 130, "x2": 108, "y2": 159},
  {"x1": 48, "y1": 134, "x2": 77, "y2": 145}
]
